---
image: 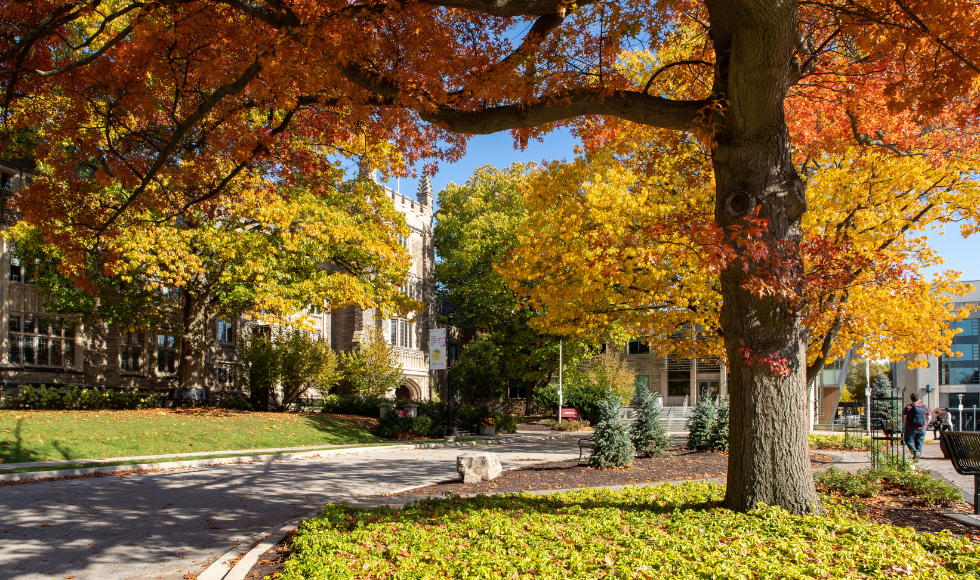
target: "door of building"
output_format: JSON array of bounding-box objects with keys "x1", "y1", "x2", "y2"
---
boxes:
[{"x1": 698, "y1": 380, "x2": 720, "y2": 401}]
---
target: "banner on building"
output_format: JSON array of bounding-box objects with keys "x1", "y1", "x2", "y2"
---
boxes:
[{"x1": 429, "y1": 328, "x2": 447, "y2": 370}]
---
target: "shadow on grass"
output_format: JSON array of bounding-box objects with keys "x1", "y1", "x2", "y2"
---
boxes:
[
  {"x1": 0, "y1": 418, "x2": 46, "y2": 464},
  {"x1": 301, "y1": 413, "x2": 382, "y2": 444}
]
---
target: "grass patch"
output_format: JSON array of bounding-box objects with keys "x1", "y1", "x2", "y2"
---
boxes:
[
  {"x1": 281, "y1": 483, "x2": 979, "y2": 579},
  {"x1": 0, "y1": 409, "x2": 384, "y2": 464}
]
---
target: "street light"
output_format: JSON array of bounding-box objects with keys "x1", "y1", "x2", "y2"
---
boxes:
[{"x1": 958, "y1": 394, "x2": 964, "y2": 431}]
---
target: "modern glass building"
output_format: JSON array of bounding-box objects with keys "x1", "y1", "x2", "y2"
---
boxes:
[{"x1": 893, "y1": 281, "x2": 980, "y2": 430}]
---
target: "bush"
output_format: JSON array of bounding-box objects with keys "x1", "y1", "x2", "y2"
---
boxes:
[
  {"x1": 454, "y1": 404, "x2": 518, "y2": 434},
  {"x1": 687, "y1": 398, "x2": 717, "y2": 451},
  {"x1": 545, "y1": 417, "x2": 592, "y2": 431},
  {"x1": 707, "y1": 397, "x2": 729, "y2": 452},
  {"x1": 340, "y1": 327, "x2": 403, "y2": 397},
  {"x1": 589, "y1": 392, "x2": 635, "y2": 468},
  {"x1": 808, "y1": 434, "x2": 872, "y2": 451},
  {"x1": 240, "y1": 328, "x2": 340, "y2": 411},
  {"x1": 630, "y1": 384, "x2": 671, "y2": 457},
  {"x1": 815, "y1": 467, "x2": 882, "y2": 498},
  {"x1": 451, "y1": 334, "x2": 506, "y2": 405},
  {"x1": 0, "y1": 385, "x2": 158, "y2": 410},
  {"x1": 373, "y1": 412, "x2": 441, "y2": 439},
  {"x1": 815, "y1": 466, "x2": 962, "y2": 507},
  {"x1": 320, "y1": 394, "x2": 392, "y2": 416}
]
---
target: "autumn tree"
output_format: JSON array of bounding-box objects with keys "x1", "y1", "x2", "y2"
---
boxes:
[
  {"x1": 3, "y1": 0, "x2": 980, "y2": 514},
  {"x1": 8, "y1": 174, "x2": 419, "y2": 390}
]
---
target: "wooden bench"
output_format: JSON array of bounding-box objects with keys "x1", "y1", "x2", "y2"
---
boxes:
[
  {"x1": 578, "y1": 436, "x2": 593, "y2": 461},
  {"x1": 940, "y1": 431, "x2": 980, "y2": 515}
]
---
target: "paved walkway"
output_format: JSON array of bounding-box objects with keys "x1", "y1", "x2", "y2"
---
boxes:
[{"x1": 0, "y1": 436, "x2": 581, "y2": 580}]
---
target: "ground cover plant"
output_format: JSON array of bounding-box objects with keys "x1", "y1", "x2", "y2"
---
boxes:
[
  {"x1": 0, "y1": 409, "x2": 381, "y2": 464},
  {"x1": 808, "y1": 434, "x2": 873, "y2": 451},
  {"x1": 815, "y1": 466, "x2": 963, "y2": 507},
  {"x1": 280, "y1": 483, "x2": 980, "y2": 580}
]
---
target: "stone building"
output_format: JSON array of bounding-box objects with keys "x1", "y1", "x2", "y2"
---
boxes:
[{"x1": 0, "y1": 159, "x2": 436, "y2": 401}]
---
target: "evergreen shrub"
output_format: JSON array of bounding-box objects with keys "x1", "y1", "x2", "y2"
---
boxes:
[
  {"x1": 630, "y1": 384, "x2": 671, "y2": 457},
  {"x1": 687, "y1": 397, "x2": 717, "y2": 451},
  {"x1": 707, "y1": 397, "x2": 730, "y2": 452},
  {"x1": 589, "y1": 392, "x2": 635, "y2": 468}
]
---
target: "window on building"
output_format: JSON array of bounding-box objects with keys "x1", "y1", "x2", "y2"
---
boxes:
[
  {"x1": 217, "y1": 318, "x2": 234, "y2": 343},
  {"x1": 390, "y1": 319, "x2": 414, "y2": 348},
  {"x1": 253, "y1": 325, "x2": 271, "y2": 339},
  {"x1": 0, "y1": 173, "x2": 11, "y2": 190},
  {"x1": 628, "y1": 339, "x2": 650, "y2": 354},
  {"x1": 508, "y1": 379, "x2": 526, "y2": 399},
  {"x1": 215, "y1": 365, "x2": 235, "y2": 388},
  {"x1": 667, "y1": 356, "x2": 691, "y2": 397},
  {"x1": 157, "y1": 333, "x2": 177, "y2": 374},
  {"x1": 448, "y1": 344, "x2": 459, "y2": 363},
  {"x1": 940, "y1": 319, "x2": 980, "y2": 385},
  {"x1": 120, "y1": 330, "x2": 142, "y2": 372},
  {"x1": 8, "y1": 316, "x2": 74, "y2": 367}
]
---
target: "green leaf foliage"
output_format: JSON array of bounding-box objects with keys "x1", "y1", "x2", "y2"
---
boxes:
[
  {"x1": 451, "y1": 333, "x2": 506, "y2": 405},
  {"x1": 630, "y1": 383, "x2": 671, "y2": 457},
  {"x1": 340, "y1": 328, "x2": 404, "y2": 397},
  {"x1": 687, "y1": 397, "x2": 717, "y2": 451},
  {"x1": 238, "y1": 327, "x2": 341, "y2": 411},
  {"x1": 816, "y1": 466, "x2": 962, "y2": 506},
  {"x1": 280, "y1": 483, "x2": 980, "y2": 579},
  {"x1": 434, "y1": 164, "x2": 592, "y2": 399},
  {"x1": 707, "y1": 396, "x2": 730, "y2": 452},
  {"x1": 589, "y1": 392, "x2": 635, "y2": 468},
  {"x1": 0, "y1": 385, "x2": 158, "y2": 410}
]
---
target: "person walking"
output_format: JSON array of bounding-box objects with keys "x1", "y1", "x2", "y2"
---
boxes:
[
  {"x1": 940, "y1": 408, "x2": 953, "y2": 435},
  {"x1": 902, "y1": 393, "x2": 930, "y2": 460}
]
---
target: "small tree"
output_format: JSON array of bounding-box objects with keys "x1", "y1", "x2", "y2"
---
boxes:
[
  {"x1": 277, "y1": 329, "x2": 341, "y2": 411},
  {"x1": 452, "y1": 333, "x2": 506, "y2": 405},
  {"x1": 240, "y1": 332, "x2": 279, "y2": 410},
  {"x1": 687, "y1": 398, "x2": 717, "y2": 451},
  {"x1": 341, "y1": 327, "x2": 404, "y2": 397},
  {"x1": 631, "y1": 384, "x2": 672, "y2": 457},
  {"x1": 708, "y1": 397, "x2": 730, "y2": 452},
  {"x1": 589, "y1": 392, "x2": 635, "y2": 468},
  {"x1": 239, "y1": 327, "x2": 342, "y2": 411}
]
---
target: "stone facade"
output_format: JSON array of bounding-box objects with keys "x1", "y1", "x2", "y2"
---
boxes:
[{"x1": 0, "y1": 160, "x2": 436, "y2": 401}]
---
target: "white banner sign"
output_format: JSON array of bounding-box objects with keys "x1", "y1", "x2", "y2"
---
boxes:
[{"x1": 429, "y1": 328, "x2": 447, "y2": 370}]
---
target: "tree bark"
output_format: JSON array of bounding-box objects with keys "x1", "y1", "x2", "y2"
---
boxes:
[
  {"x1": 178, "y1": 279, "x2": 209, "y2": 391},
  {"x1": 706, "y1": 0, "x2": 822, "y2": 514}
]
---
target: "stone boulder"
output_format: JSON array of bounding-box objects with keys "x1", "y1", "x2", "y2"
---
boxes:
[{"x1": 456, "y1": 452, "x2": 502, "y2": 483}]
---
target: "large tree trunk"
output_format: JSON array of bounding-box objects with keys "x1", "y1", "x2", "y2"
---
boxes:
[
  {"x1": 707, "y1": 0, "x2": 822, "y2": 514},
  {"x1": 178, "y1": 280, "x2": 209, "y2": 391}
]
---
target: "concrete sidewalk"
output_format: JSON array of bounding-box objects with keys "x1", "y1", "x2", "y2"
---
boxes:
[{"x1": 0, "y1": 436, "x2": 582, "y2": 580}]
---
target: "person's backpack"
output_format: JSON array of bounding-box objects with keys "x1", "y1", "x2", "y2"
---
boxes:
[{"x1": 908, "y1": 403, "x2": 928, "y2": 428}]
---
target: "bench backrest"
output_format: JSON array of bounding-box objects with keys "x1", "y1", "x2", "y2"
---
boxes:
[{"x1": 940, "y1": 431, "x2": 980, "y2": 475}]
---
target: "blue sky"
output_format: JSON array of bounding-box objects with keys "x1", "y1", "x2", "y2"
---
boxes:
[{"x1": 384, "y1": 131, "x2": 978, "y2": 283}]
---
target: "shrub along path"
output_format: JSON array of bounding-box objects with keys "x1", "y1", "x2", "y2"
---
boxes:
[{"x1": 0, "y1": 409, "x2": 381, "y2": 464}]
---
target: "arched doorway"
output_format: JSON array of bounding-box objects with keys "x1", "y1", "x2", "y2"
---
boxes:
[{"x1": 395, "y1": 378, "x2": 423, "y2": 401}]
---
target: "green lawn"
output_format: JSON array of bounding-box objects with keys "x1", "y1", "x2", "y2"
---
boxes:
[
  {"x1": 0, "y1": 409, "x2": 383, "y2": 464},
  {"x1": 281, "y1": 483, "x2": 980, "y2": 579}
]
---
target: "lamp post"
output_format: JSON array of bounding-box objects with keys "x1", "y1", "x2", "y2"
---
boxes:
[
  {"x1": 958, "y1": 394, "x2": 964, "y2": 431},
  {"x1": 865, "y1": 387, "x2": 871, "y2": 434},
  {"x1": 557, "y1": 338, "x2": 563, "y2": 425}
]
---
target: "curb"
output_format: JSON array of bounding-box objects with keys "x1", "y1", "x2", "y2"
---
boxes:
[{"x1": 0, "y1": 434, "x2": 579, "y2": 483}]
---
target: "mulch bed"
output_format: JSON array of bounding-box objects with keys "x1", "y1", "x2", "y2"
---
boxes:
[
  {"x1": 855, "y1": 487, "x2": 980, "y2": 543},
  {"x1": 387, "y1": 447, "x2": 833, "y2": 497}
]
